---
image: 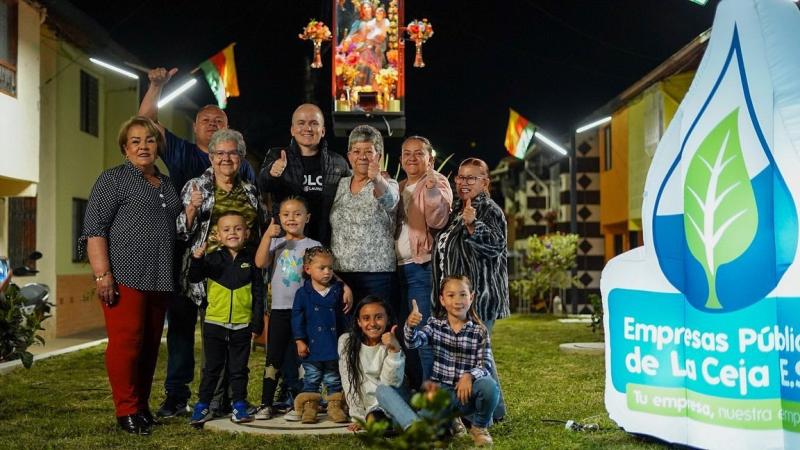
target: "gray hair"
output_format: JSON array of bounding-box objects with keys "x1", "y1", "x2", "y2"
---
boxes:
[
  {"x1": 347, "y1": 125, "x2": 384, "y2": 156},
  {"x1": 209, "y1": 128, "x2": 246, "y2": 157}
]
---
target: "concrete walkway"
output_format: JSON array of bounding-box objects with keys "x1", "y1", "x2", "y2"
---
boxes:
[
  {"x1": 0, "y1": 328, "x2": 108, "y2": 374},
  {"x1": 206, "y1": 413, "x2": 351, "y2": 436}
]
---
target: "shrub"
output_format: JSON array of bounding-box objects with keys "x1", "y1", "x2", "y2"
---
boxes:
[
  {"x1": 0, "y1": 283, "x2": 52, "y2": 368},
  {"x1": 511, "y1": 233, "x2": 578, "y2": 313}
]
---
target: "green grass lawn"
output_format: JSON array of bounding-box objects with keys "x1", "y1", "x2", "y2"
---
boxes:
[{"x1": 0, "y1": 315, "x2": 664, "y2": 449}]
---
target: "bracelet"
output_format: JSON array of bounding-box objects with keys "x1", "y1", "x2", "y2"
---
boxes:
[{"x1": 95, "y1": 271, "x2": 111, "y2": 282}]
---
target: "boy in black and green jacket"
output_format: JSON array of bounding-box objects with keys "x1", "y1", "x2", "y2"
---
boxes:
[{"x1": 187, "y1": 211, "x2": 264, "y2": 426}]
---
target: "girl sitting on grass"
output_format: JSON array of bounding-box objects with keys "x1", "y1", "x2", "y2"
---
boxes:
[
  {"x1": 377, "y1": 275, "x2": 499, "y2": 447},
  {"x1": 338, "y1": 296, "x2": 405, "y2": 431}
]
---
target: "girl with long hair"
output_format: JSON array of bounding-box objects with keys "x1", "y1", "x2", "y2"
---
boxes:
[{"x1": 338, "y1": 295, "x2": 405, "y2": 431}]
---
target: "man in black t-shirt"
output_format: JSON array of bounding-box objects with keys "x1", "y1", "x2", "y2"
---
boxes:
[{"x1": 259, "y1": 104, "x2": 350, "y2": 246}]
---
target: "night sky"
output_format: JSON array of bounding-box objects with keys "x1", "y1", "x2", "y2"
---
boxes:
[{"x1": 71, "y1": 0, "x2": 719, "y2": 170}]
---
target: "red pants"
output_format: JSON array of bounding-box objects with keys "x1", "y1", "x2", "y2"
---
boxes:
[{"x1": 102, "y1": 284, "x2": 168, "y2": 416}]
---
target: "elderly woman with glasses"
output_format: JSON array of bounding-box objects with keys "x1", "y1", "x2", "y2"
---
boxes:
[
  {"x1": 176, "y1": 128, "x2": 267, "y2": 324},
  {"x1": 329, "y1": 124, "x2": 400, "y2": 304}
]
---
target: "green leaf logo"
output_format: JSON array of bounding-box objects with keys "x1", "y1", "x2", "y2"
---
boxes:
[{"x1": 684, "y1": 108, "x2": 758, "y2": 309}]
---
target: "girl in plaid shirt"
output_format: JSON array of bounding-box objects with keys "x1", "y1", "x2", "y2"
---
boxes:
[{"x1": 377, "y1": 275, "x2": 499, "y2": 446}]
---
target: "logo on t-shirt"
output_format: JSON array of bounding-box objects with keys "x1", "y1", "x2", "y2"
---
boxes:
[{"x1": 303, "y1": 174, "x2": 323, "y2": 193}]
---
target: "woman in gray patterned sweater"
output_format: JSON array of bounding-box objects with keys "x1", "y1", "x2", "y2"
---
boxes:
[{"x1": 329, "y1": 125, "x2": 400, "y2": 304}]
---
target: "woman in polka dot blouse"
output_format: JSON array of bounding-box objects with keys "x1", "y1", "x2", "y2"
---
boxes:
[{"x1": 81, "y1": 116, "x2": 182, "y2": 435}]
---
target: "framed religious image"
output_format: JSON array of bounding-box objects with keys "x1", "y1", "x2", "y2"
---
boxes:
[{"x1": 332, "y1": 0, "x2": 404, "y2": 115}]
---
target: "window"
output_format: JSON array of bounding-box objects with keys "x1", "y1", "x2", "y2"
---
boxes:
[
  {"x1": 72, "y1": 198, "x2": 88, "y2": 262},
  {"x1": 629, "y1": 230, "x2": 641, "y2": 249},
  {"x1": 613, "y1": 233, "x2": 623, "y2": 256},
  {"x1": 603, "y1": 125, "x2": 612, "y2": 171},
  {"x1": 0, "y1": 0, "x2": 18, "y2": 97},
  {"x1": 8, "y1": 197, "x2": 36, "y2": 273},
  {"x1": 80, "y1": 70, "x2": 99, "y2": 136}
]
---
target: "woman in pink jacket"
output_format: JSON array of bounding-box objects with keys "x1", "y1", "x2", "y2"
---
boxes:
[{"x1": 394, "y1": 136, "x2": 453, "y2": 380}]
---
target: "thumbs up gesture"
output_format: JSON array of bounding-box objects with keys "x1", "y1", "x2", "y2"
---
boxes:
[
  {"x1": 148, "y1": 67, "x2": 178, "y2": 87},
  {"x1": 266, "y1": 217, "x2": 282, "y2": 238},
  {"x1": 381, "y1": 325, "x2": 401, "y2": 353},
  {"x1": 367, "y1": 153, "x2": 381, "y2": 181},
  {"x1": 462, "y1": 197, "x2": 476, "y2": 226},
  {"x1": 192, "y1": 242, "x2": 207, "y2": 259},
  {"x1": 407, "y1": 299, "x2": 423, "y2": 328},
  {"x1": 270, "y1": 150, "x2": 288, "y2": 177},
  {"x1": 424, "y1": 166, "x2": 437, "y2": 190},
  {"x1": 189, "y1": 182, "x2": 203, "y2": 210}
]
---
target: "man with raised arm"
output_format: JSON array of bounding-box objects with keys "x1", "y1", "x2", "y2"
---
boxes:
[
  {"x1": 139, "y1": 67, "x2": 256, "y2": 419},
  {"x1": 258, "y1": 103, "x2": 350, "y2": 246}
]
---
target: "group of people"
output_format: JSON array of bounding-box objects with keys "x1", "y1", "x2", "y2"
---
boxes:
[{"x1": 80, "y1": 67, "x2": 509, "y2": 447}]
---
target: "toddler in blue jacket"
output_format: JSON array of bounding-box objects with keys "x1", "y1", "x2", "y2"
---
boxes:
[{"x1": 292, "y1": 246, "x2": 349, "y2": 424}]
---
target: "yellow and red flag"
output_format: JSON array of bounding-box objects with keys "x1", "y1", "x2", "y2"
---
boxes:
[
  {"x1": 199, "y1": 43, "x2": 240, "y2": 109},
  {"x1": 504, "y1": 108, "x2": 536, "y2": 159}
]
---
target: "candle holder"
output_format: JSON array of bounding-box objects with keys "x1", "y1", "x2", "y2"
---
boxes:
[
  {"x1": 406, "y1": 19, "x2": 434, "y2": 68},
  {"x1": 299, "y1": 20, "x2": 332, "y2": 69}
]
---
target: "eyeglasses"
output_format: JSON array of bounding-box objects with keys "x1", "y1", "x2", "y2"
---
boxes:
[
  {"x1": 211, "y1": 150, "x2": 241, "y2": 159},
  {"x1": 455, "y1": 175, "x2": 485, "y2": 185}
]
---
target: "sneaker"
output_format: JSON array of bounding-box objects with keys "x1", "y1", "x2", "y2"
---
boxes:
[
  {"x1": 273, "y1": 389, "x2": 295, "y2": 414},
  {"x1": 157, "y1": 396, "x2": 191, "y2": 418},
  {"x1": 451, "y1": 417, "x2": 467, "y2": 437},
  {"x1": 231, "y1": 401, "x2": 254, "y2": 424},
  {"x1": 468, "y1": 426, "x2": 494, "y2": 447},
  {"x1": 190, "y1": 403, "x2": 213, "y2": 428},
  {"x1": 283, "y1": 410, "x2": 301, "y2": 422},
  {"x1": 253, "y1": 404, "x2": 273, "y2": 420}
]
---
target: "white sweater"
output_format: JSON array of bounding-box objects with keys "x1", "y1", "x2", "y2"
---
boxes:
[{"x1": 338, "y1": 334, "x2": 405, "y2": 421}]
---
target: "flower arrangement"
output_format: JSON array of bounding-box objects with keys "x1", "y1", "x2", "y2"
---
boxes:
[
  {"x1": 298, "y1": 19, "x2": 332, "y2": 68},
  {"x1": 374, "y1": 67, "x2": 398, "y2": 110},
  {"x1": 406, "y1": 18, "x2": 434, "y2": 42},
  {"x1": 406, "y1": 18, "x2": 434, "y2": 67},
  {"x1": 374, "y1": 67, "x2": 398, "y2": 89},
  {"x1": 298, "y1": 19, "x2": 332, "y2": 41}
]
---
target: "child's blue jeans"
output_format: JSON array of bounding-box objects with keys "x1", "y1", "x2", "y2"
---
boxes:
[
  {"x1": 301, "y1": 360, "x2": 342, "y2": 393},
  {"x1": 376, "y1": 377, "x2": 500, "y2": 429}
]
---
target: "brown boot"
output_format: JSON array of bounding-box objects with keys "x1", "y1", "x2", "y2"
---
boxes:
[
  {"x1": 469, "y1": 426, "x2": 494, "y2": 446},
  {"x1": 294, "y1": 392, "x2": 321, "y2": 424},
  {"x1": 325, "y1": 392, "x2": 349, "y2": 423}
]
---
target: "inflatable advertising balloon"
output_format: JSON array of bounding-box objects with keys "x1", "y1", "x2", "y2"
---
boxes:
[{"x1": 601, "y1": 0, "x2": 800, "y2": 448}]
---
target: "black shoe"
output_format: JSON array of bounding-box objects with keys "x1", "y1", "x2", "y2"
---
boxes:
[
  {"x1": 138, "y1": 409, "x2": 160, "y2": 427},
  {"x1": 117, "y1": 415, "x2": 150, "y2": 435},
  {"x1": 212, "y1": 404, "x2": 233, "y2": 418},
  {"x1": 157, "y1": 396, "x2": 190, "y2": 418}
]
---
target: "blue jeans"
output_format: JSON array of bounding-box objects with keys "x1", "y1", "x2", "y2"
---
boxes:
[
  {"x1": 337, "y1": 272, "x2": 394, "y2": 309},
  {"x1": 301, "y1": 360, "x2": 342, "y2": 393},
  {"x1": 482, "y1": 320, "x2": 506, "y2": 420},
  {"x1": 398, "y1": 262, "x2": 434, "y2": 381},
  {"x1": 377, "y1": 377, "x2": 500, "y2": 429},
  {"x1": 163, "y1": 294, "x2": 198, "y2": 401}
]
